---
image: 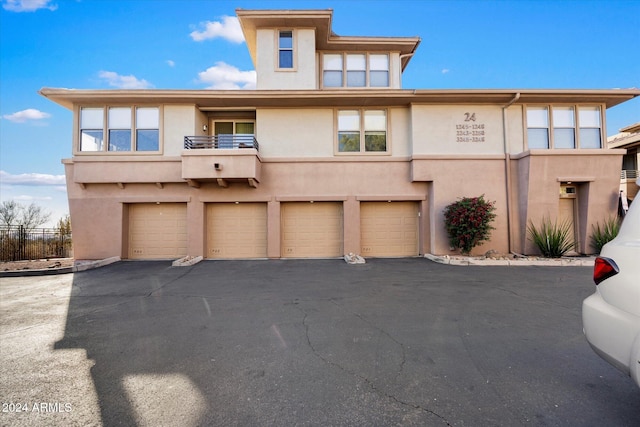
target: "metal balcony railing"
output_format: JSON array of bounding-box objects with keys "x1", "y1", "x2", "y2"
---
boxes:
[
  {"x1": 184, "y1": 135, "x2": 259, "y2": 151},
  {"x1": 621, "y1": 170, "x2": 639, "y2": 180}
]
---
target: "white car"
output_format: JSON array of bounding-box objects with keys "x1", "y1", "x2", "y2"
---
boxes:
[{"x1": 583, "y1": 179, "x2": 640, "y2": 387}]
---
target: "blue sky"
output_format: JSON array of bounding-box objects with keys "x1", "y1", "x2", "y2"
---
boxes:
[{"x1": 1, "y1": 0, "x2": 639, "y2": 226}]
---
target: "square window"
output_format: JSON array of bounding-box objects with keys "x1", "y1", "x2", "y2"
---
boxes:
[
  {"x1": 136, "y1": 129, "x2": 159, "y2": 151},
  {"x1": 553, "y1": 128, "x2": 575, "y2": 149},
  {"x1": 81, "y1": 130, "x2": 104, "y2": 151},
  {"x1": 108, "y1": 129, "x2": 132, "y2": 151},
  {"x1": 527, "y1": 129, "x2": 549, "y2": 149},
  {"x1": 579, "y1": 128, "x2": 601, "y2": 149},
  {"x1": 338, "y1": 110, "x2": 386, "y2": 153},
  {"x1": 279, "y1": 50, "x2": 293, "y2": 69}
]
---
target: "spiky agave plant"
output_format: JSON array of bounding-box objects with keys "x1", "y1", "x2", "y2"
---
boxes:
[
  {"x1": 527, "y1": 217, "x2": 576, "y2": 258},
  {"x1": 590, "y1": 216, "x2": 621, "y2": 254}
]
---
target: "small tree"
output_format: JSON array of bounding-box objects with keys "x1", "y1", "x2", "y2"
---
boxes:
[
  {"x1": 0, "y1": 201, "x2": 51, "y2": 230},
  {"x1": 443, "y1": 195, "x2": 497, "y2": 255}
]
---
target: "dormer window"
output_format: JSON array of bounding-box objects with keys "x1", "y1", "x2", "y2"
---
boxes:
[
  {"x1": 323, "y1": 53, "x2": 389, "y2": 88},
  {"x1": 278, "y1": 30, "x2": 293, "y2": 69}
]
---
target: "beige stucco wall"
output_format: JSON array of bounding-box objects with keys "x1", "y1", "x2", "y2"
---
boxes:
[
  {"x1": 411, "y1": 105, "x2": 507, "y2": 155},
  {"x1": 257, "y1": 107, "x2": 411, "y2": 158},
  {"x1": 164, "y1": 105, "x2": 202, "y2": 156},
  {"x1": 256, "y1": 108, "x2": 334, "y2": 157},
  {"x1": 514, "y1": 150, "x2": 624, "y2": 254},
  {"x1": 412, "y1": 158, "x2": 509, "y2": 255},
  {"x1": 256, "y1": 28, "x2": 317, "y2": 90}
]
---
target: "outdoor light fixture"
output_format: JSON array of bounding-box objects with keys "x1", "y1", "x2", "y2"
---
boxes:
[{"x1": 203, "y1": 124, "x2": 208, "y2": 132}]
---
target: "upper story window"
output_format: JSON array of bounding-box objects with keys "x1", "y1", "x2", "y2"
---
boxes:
[
  {"x1": 278, "y1": 30, "x2": 293, "y2": 69},
  {"x1": 526, "y1": 105, "x2": 602, "y2": 150},
  {"x1": 323, "y1": 53, "x2": 389, "y2": 88},
  {"x1": 337, "y1": 109, "x2": 387, "y2": 153},
  {"x1": 79, "y1": 106, "x2": 159, "y2": 152}
]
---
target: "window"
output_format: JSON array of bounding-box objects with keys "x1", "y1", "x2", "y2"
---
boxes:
[
  {"x1": 278, "y1": 30, "x2": 293, "y2": 69},
  {"x1": 346, "y1": 54, "x2": 366, "y2": 87},
  {"x1": 338, "y1": 110, "x2": 387, "y2": 153},
  {"x1": 323, "y1": 54, "x2": 342, "y2": 87},
  {"x1": 553, "y1": 107, "x2": 575, "y2": 149},
  {"x1": 578, "y1": 107, "x2": 601, "y2": 149},
  {"x1": 323, "y1": 53, "x2": 390, "y2": 88},
  {"x1": 136, "y1": 107, "x2": 160, "y2": 151},
  {"x1": 526, "y1": 107, "x2": 549, "y2": 149},
  {"x1": 80, "y1": 108, "x2": 104, "y2": 151},
  {"x1": 214, "y1": 121, "x2": 256, "y2": 148},
  {"x1": 108, "y1": 107, "x2": 132, "y2": 151},
  {"x1": 526, "y1": 105, "x2": 602, "y2": 150},
  {"x1": 369, "y1": 54, "x2": 389, "y2": 87},
  {"x1": 79, "y1": 106, "x2": 159, "y2": 152}
]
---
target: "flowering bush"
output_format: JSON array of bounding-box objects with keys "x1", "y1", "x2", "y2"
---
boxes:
[{"x1": 443, "y1": 195, "x2": 497, "y2": 255}]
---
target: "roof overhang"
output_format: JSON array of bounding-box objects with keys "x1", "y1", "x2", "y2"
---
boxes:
[
  {"x1": 236, "y1": 9, "x2": 421, "y2": 71},
  {"x1": 39, "y1": 88, "x2": 640, "y2": 111}
]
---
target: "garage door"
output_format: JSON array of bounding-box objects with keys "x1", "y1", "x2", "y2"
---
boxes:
[
  {"x1": 361, "y1": 201, "x2": 419, "y2": 257},
  {"x1": 128, "y1": 203, "x2": 187, "y2": 259},
  {"x1": 206, "y1": 203, "x2": 267, "y2": 259},
  {"x1": 281, "y1": 202, "x2": 343, "y2": 258}
]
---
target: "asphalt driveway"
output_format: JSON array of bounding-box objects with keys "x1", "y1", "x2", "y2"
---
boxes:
[{"x1": 1, "y1": 259, "x2": 639, "y2": 426}]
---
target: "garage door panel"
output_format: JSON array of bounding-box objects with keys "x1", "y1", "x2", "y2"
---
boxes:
[
  {"x1": 207, "y1": 203, "x2": 267, "y2": 259},
  {"x1": 128, "y1": 203, "x2": 188, "y2": 260},
  {"x1": 281, "y1": 202, "x2": 343, "y2": 258},
  {"x1": 361, "y1": 202, "x2": 418, "y2": 257}
]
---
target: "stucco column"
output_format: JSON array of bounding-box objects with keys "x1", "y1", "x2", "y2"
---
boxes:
[
  {"x1": 267, "y1": 200, "x2": 281, "y2": 258},
  {"x1": 187, "y1": 199, "x2": 205, "y2": 257},
  {"x1": 343, "y1": 197, "x2": 360, "y2": 255}
]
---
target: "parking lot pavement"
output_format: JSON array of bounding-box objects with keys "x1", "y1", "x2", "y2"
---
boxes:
[{"x1": 1, "y1": 259, "x2": 639, "y2": 426}]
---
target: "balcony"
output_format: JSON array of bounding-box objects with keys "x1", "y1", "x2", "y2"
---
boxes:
[
  {"x1": 184, "y1": 134, "x2": 260, "y2": 150},
  {"x1": 182, "y1": 135, "x2": 261, "y2": 188}
]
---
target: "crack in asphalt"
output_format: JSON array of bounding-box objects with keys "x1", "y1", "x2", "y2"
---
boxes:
[{"x1": 300, "y1": 307, "x2": 452, "y2": 426}]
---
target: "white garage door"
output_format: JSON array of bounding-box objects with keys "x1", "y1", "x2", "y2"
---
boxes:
[
  {"x1": 281, "y1": 202, "x2": 343, "y2": 258},
  {"x1": 206, "y1": 203, "x2": 267, "y2": 259},
  {"x1": 361, "y1": 201, "x2": 419, "y2": 257},
  {"x1": 128, "y1": 203, "x2": 187, "y2": 259}
]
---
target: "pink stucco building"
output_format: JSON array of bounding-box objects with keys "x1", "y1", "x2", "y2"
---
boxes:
[{"x1": 40, "y1": 9, "x2": 639, "y2": 260}]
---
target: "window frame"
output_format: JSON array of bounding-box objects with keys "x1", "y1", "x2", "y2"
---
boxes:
[
  {"x1": 335, "y1": 108, "x2": 389, "y2": 155},
  {"x1": 524, "y1": 104, "x2": 604, "y2": 150},
  {"x1": 322, "y1": 52, "x2": 390, "y2": 89},
  {"x1": 276, "y1": 29, "x2": 295, "y2": 71},
  {"x1": 76, "y1": 105, "x2": 161, "y2": 155}
]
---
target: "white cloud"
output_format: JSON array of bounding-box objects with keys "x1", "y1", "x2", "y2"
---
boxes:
[
  {"x1": 2, "y1": 0, "x2": 57, "y2": 12},
  {"x1": 2, "y1": 108, "x2": 51, "y2": 123},
  {"x1": 98, "y1": 70, "x2": 153, "y2": 89},
  {"x1": 197, "y1": 62, "x2": 256, "y2": 90},
  {"x1": 14, "y1": 194, "x2": 53, "y2": 201},
  {"x1": 0, "y1": 170, "x2": 66, "y2": 186},
  {"x1": 166, "y1": 60, "x2": 175, "y2": 67},
  {"x1": 190, "y1": 16, "x2": 244, "y2": 43},
  {"x1": 441, "y1": 69, "x2": 450, "y2": 74}
]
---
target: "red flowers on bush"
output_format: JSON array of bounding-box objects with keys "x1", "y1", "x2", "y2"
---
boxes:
[{"x1": 443, "y1": 195, "x2": 496, "y2": 255}]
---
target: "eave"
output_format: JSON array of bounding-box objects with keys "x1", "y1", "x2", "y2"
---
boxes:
[{"x1": 39, "y1": 88, "x2": 640, "y2": 111}]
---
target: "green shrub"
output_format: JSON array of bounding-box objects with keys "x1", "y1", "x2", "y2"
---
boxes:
[
  {"x1": 443, "y1": 195, "x2": 496, "y2": 255},
  {"x1": 590, "y1": 217, "x2": 621, "y2": 254},
  {"x1": 527, "y1": 217, "x2": 576, "y2": 258}
]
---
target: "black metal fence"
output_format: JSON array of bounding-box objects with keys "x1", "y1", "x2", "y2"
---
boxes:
[{"x1": 0, "y1": 226, "x2": 72, "y2": 262}]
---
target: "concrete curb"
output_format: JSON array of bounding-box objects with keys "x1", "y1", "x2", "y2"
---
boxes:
[
  {"x1": 425, "y1": 253, "x2": 595, "y2": 267},
  {"x1": 0, "y1": 256, "x2": 121, "y2": 278}
]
